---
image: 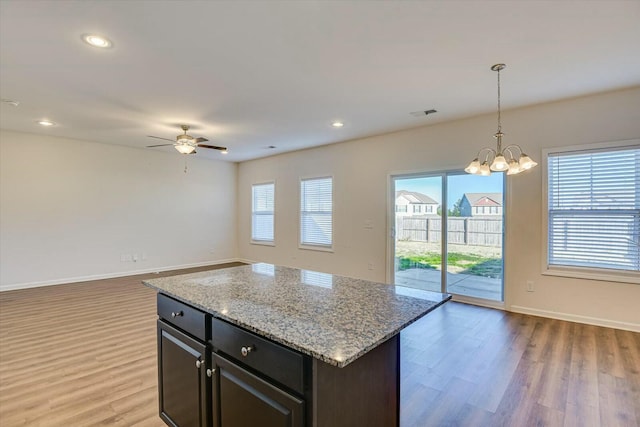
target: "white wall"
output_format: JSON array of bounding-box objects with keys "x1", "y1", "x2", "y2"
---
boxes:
[
  {"x1": 237, "y1": 87, "x2": 640, "y2": 331},
  {"x1": 0, "y1": 130, "x2": 238, "y2": 289}
]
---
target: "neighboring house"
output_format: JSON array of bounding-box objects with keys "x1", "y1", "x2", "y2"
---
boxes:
[
  {"x1": 395, "y1": 190, "x2": 439, "y2": 216},
  {"x1": 460, "y1": 193, "x2": 503, "y2": 217}
]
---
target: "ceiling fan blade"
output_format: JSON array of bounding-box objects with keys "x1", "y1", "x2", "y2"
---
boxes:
[
  {"x1": 147, "y1": 135, "x2": 175, "y2": 142},
  {"x1": 194, "y1": 137, "x2": 208, "y2": 143},
  {"x1": 198, "y1": 144, "x2": 227, "y2": 151},
  {"x1": 146, "y1": 143, "x2": 175, "y2": 148}
]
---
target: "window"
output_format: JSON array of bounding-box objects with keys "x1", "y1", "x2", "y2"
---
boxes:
[
  {"x1": 251, "y1": 182, "x2": 275, "y2": 244},
  {"x1": 413, "y1": 205, "x2": 422, "y2": 213},
  {"x1": 396, "y1": 205, "x2": 407, "y2": 213},
  {"x1": 300, "y1": 177, "x2": 332, "y2": 248},
  {"x1": 545, "y1": 142, "x2": 639, "y2": 281}
]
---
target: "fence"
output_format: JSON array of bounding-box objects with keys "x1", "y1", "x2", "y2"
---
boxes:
[{"x1": 397, "y1": 216, "x2": 502, "y2": 247}]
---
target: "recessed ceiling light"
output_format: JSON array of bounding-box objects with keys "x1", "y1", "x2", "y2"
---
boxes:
[
  {"x1": 82, "y1": 34, "x2": 112, "y2": 48},
  {"x1": 331, "y1": 121, "x2": 344, "y2": 128},
  {"x1": 37, "y1": 119, "x2": 56, "y2": 127},
  {"x1": 221, "y1": 149, "x2": 228, "y2": 155}
]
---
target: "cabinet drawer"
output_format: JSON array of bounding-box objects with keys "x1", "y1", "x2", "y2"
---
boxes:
[
  {"x1": 158, "y1": 293, "x2": 208, "y2": 341},
  {"x1": 212, "y1": 318, "x2": 305, "y2": 395}
]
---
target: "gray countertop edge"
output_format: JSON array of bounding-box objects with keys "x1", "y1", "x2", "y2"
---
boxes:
[{"x1": 145, "y1": 281, "x2": 451, "y2": 368}]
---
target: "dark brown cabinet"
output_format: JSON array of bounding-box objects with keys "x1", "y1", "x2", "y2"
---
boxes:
[
  {"x1": 157, "y1": 297, "x2": 306, "y2": 427},
  {"x1": 211, "y1": 353, "x2": 304, "y2": 427},
  {"x1": 157, "y1": 320, "x2": 209, "y2": 427},
  {"x1": 155, "y1": 293, "x2": 400, "y2": 427}
]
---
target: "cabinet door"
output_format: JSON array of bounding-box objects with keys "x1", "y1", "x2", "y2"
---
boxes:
[
  {"x1": 158, "y1": 320, "x2": 208, "y2": 427},
  {"x1": 211, "y1": 353, "x2": 304, "y2": 427}
]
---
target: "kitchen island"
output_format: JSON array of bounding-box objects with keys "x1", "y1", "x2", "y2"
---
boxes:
[{"x1": 144, "y1": 263, "x2": 450, "y2": 427}]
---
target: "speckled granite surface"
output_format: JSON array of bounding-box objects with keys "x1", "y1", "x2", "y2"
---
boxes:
[{"x1": 143, "y1": 263, "x2": 450, "y2": 368}]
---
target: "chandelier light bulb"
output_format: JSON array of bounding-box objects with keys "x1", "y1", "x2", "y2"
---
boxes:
[
  {"x1": 519, "y1": 154, "x2": 537, "y2": 170},
  {"x1": 490, "y1": 154, "x2": 509, "y2": 171},
  {"x1": 464, "y1": 158, "x2": 481, "y2": 174},
  {"x1": 479, "y1": 162, "x2": 491, "y2": 176},
  {"x1": 506, "y1": 159, "x2": 522, "y2": 175}
]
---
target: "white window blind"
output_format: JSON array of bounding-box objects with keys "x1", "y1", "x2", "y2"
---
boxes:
[
  {"x1": 547, "y1": 146, "x2": 640, "y2": 273},
  {"x1": 300, "y1": 177, "x2": 332, "y2": 248},
  {"x1": 252, "y1": 183, "x2": 274, "y2": 243}
]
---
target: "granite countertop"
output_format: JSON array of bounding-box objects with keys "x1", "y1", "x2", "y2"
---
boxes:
[{"x1": 143, "y1": 263, "x2": 451, "y2": 368}]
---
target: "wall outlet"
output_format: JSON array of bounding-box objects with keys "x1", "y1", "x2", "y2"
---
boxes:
[
  {"x1": 364, "y1": 220, "x2": 373, "y2": 230},
  {"x1": 526, "y1": 280, "x2": 534, "y2": 292},
  {"x1": 368, "y1": 262, "x2": 374, "y2": 270}
]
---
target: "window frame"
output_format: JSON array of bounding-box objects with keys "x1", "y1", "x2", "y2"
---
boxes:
[
  {"x1": 541, "y1": 139, "x2": 640, "y2": 284},
  {"x1": 251, "y1": 181, "x2": 276, "y2": 246},
  {"x1": 299, "y1": 175, "x2": 334, "y2": 252}
]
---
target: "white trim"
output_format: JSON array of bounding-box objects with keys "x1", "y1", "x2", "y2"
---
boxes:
[
  {"x1": 250, "y1": 240, "x2": 276, "y2": 247},
  {"x1": 509, "y1": 305, "x2": 640, "y2": 333},
  {"x1": 386, "y1": 173, "x2": 394, "y2": 284},
  {"x1": 298, "y1": 244, "x2": 334, "y2": 253},
  {"x1": 451, "y1": 293, "x2": 506, "y2": 310},
  {"x1": 542, "y1": 266, "x2": 640, "y2": 284},
  {"x1": 541, "y1": 138, "x2": 640, "y2": 282},
  {"x1": 0, "y1": 258, "x2": 243, "y2": 292}
]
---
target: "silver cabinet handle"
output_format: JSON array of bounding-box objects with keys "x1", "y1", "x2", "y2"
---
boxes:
[
  {"x1": 195, "y1": 359, "x2": 203, "y2": 369},
  {"x1": 206, "y1": 368, "x2": 216, "y2": 377},
  {"x1": 171, "y1": 311, "x2": 183, "y2": 318},
  {"x1": 241, "y1": 346, "x2": 254, "y2": 357}
]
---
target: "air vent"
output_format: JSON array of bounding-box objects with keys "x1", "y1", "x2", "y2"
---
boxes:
[
  {"x1": 410, "y1": 109, "x2": 437, "y2": 117},
  {"x1": 1, "y1": 99, "x2": 19, "y2": 107}
]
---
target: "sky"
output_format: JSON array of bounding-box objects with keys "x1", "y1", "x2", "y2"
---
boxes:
[{"x1": 395, "y1": 172, "x2": 504, "y2": 209}]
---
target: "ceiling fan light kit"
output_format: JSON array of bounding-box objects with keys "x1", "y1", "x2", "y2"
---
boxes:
[
  {"x1": 465, "y1": 63, "x2": 537, "y2": 176},
  {"x1": 146, "y1": 124, "x2": 227, "y2": 156}
]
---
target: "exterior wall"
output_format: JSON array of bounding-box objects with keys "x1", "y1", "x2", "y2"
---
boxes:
[
  {"x1": 460, "y1": 197, "x2": 472, "y2": 217},
  {"x1": 237, "y1": 87, "x2": 640, "y2": 331}
]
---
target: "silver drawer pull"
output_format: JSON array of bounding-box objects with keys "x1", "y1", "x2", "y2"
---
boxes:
[
  {"x1": 195, "y1": 359, "x2": 203, "y2": 369},
  {"x1": 241, "y1": 346, "x2": 254, "y2": 357},
  {"x1": 206, "y1": 368, "x2": 216, "y2": 377},
  {"x1": 171, "y1": 311, "x2": 183, "y2": 318}
]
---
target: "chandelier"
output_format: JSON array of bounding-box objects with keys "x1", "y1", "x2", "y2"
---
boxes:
[{"x1": 465, "y1": 64, "x2": 537, "y2": 176}]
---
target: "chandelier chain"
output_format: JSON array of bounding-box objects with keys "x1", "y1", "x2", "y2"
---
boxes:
[{"x1": 496, "y1": 67, "x2": 501, "y2": 133}]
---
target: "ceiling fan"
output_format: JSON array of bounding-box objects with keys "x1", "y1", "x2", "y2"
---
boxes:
[{"x1": 146, "y1": 125, "x2": 227, "y2": 155}]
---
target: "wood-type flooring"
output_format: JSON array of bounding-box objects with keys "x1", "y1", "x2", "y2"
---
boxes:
[{"x1": 1, "y1": 265, "x2": 638, "y2": 426}]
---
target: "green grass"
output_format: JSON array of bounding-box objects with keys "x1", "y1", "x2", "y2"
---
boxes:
[{"x1": 397, "y1": 252, "x2": 502, "y2": 278}]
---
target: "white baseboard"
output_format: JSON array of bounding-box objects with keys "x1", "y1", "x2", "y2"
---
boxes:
[
  {"x1": 0, "y1": 258, "x2": 244, "y2": 292},
  {"x1": 509, "y1": 305, "x2": 640, "y2": 333}
]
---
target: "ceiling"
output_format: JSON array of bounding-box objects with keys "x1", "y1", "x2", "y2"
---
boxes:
[{"x1": 1, "y1": 1, "x2": 639, "y2": 162}]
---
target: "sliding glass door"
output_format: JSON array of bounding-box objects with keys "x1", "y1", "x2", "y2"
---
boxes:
[{"x1": 392, "y1": 171, "x2": 504, "y2": 302}]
